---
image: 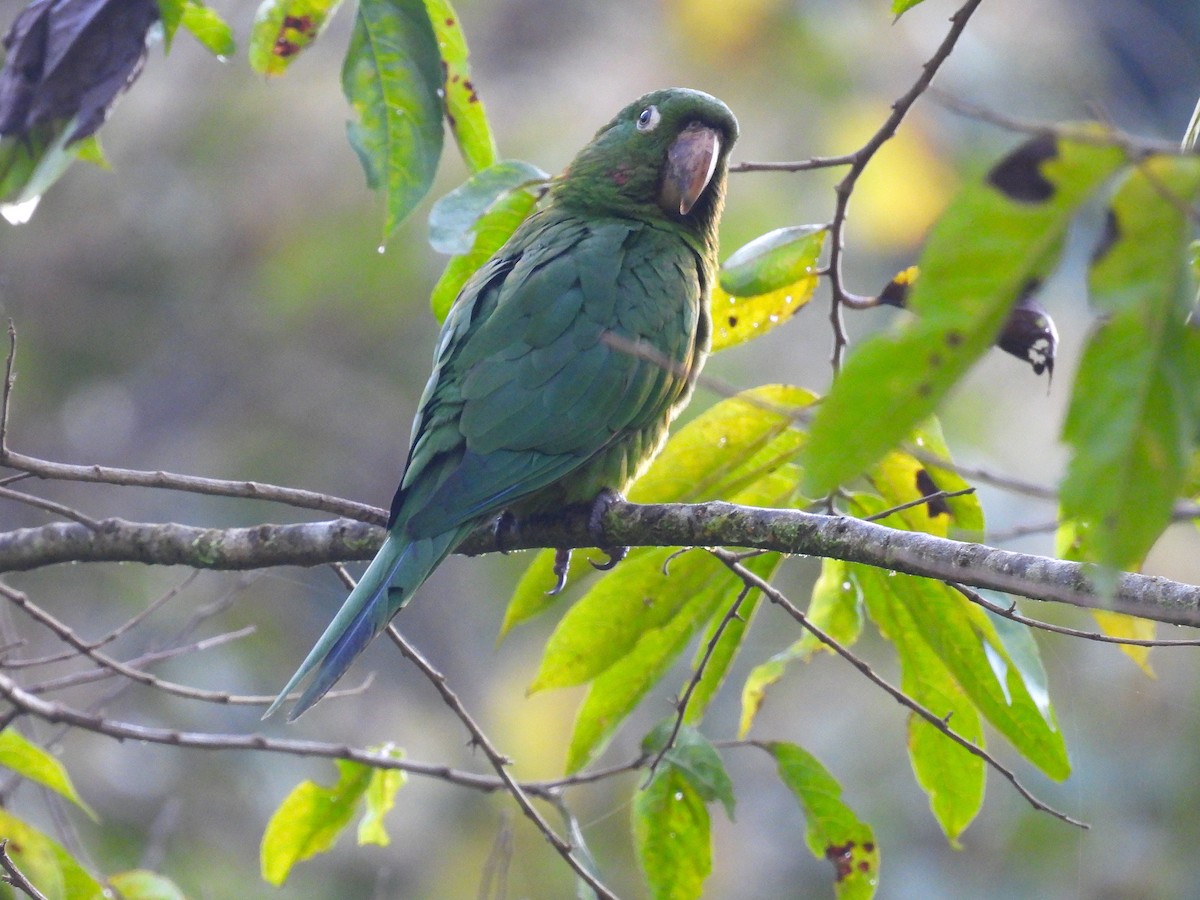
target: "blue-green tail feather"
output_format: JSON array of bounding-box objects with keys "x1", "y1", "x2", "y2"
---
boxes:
[{"x1": 264, "y1": 529, "x2": 462, "y2": 721}]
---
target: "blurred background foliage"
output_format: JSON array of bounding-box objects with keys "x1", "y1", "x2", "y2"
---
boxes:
[{"x1": 2, "y1": 0, "x2": 1200, "y2": 896}]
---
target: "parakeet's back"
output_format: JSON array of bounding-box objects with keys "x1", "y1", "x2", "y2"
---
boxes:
[{"x1": 269, "y1": 88, "x2": 739, "y2": 720}]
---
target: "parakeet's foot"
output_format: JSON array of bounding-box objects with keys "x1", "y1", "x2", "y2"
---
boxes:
[
  {"x1": 548, "y1": 548, "x2": 572, "y2": 595},
  {"x1": 588, "y1": 488, "x2": 629, "y2": 572},
  {"x1": 492, "y1": 509, "x2": 518, "y2": 555}
]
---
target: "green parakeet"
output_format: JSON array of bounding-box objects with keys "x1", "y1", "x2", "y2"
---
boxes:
[{"x1": 268, "y1": 88, "x2": 739, "y2": 720}]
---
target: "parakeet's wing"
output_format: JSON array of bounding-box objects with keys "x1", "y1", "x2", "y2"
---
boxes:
[{"x1": 392, "y1": 211, "x2": 705, "y2": 538}]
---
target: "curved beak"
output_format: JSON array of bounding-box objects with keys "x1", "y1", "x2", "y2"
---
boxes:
[{"x1": 662, "y1": 122, "x2": 722, "y2": 216}]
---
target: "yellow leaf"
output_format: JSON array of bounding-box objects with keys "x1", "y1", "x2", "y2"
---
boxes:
[{"x1": 1092, "y1": 610, "x2": 1156, "y2": 676}]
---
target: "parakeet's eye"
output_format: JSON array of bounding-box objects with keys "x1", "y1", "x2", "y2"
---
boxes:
[{"x1": 636, "y1": 106, "x2": 660, "y2": 132}]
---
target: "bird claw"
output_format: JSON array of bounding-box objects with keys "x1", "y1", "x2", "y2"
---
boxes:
[
  {"x1": 590, "y1": 545, "x2": 628, "y2": 571},
  {"x1": 547, "y1": 548, "x2": 572, "y2": 595},
  {"x1": 588, "y1": 488, "x2": 629, "y2": 574}
]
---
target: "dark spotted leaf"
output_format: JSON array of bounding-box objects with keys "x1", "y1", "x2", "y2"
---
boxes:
[
  {"x1": 249, "y1": 0, "x2": 343, "y2": 75},
  {"x1": 880, "y1": 266, "x2": 1058, "y2": 376},
  {"x1": 768, "y1": 741, "x2": 879, "y2": 899},
  {"x1": 426, "y1": 0, "x2": 497, "y2": 173},
  {"x1": 802, "y1": 134, "x2": 1128, "y2": 496},
  {"x1": 342, "y1": 0, "x2": 443, "y2": 243},
  {"x1": 1061, "y1": 155, "x2": 1200, "y2": 573}
]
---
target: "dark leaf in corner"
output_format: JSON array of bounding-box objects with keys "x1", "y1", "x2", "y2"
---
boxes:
[{"x1": 0, "y1": 0, "x2": 159, "y2": 142}]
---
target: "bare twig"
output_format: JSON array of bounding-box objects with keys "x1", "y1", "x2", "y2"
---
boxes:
[
  {"x1": 824, "y1": 0, "x2": 987, "y2": 368},
  {"x1": 953, "y1": 583, "x2": 1200, "y2": 647},
  {"x1": 0, "y1": 839, "x2": 47, "y2": 900},
  {"x1": 645, "y1": 579, "x2": 754, "y2": 782},
  {"x1": 383, "y1": 624, "x2": 617, "y2": 900}
]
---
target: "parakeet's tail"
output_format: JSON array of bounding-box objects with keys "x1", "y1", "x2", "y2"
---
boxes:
[{"x1": 264, "y1": 529, "x2": 463, "y2": 721}]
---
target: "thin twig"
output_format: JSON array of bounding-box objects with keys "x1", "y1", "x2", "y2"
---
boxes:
[
  {"x1": 825, "y1": 0, "x2": 987, "y2": 369},
  {"x1": 645, "y1": 580, "x2": 754, "y2": 783},
  {"x1": 383, "y1": 624, "x2": 617, "y2": 899},
  {"x1": 0, "y1": 485, "x2": 100, "y2": 530},
  {"x1": 953, "y1": 583, "x2": 1200, "y2": 647},
  {"x1": 862, "y1": 487, "x2": 976, "y2": 523},
  {"x1": 0, "y1": 839, "x2": 47, "y2": 900}
]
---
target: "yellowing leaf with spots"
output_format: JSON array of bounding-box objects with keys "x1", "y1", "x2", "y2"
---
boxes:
[{"x1": 712, "y1": 225, "x2": 825, "y2": 352}]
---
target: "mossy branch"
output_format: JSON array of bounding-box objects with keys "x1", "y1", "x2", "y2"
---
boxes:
[{"x1": 1, "y1": 501, "x2": 1197, "y2": 628}]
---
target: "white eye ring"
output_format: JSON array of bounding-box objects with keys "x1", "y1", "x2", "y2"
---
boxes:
[{"x1": 636, "y1": 105, "x2": 660, "y2": 132}]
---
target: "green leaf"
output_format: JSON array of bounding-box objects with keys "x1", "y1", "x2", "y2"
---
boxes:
[
  {"x1": 531, "y1": 549, "x2": 725, "y2": 694},
  {"x1": 260, "y1": 759, "x2": 374, "y2": 885},
  {"x1": 629, "y1": 384, "x2": 816, "y2": 504},
  {"x1": 181, "y1": 2, "x2": 237, "y2": 57},
  {"x1": 424, "y1": 0, "x2": 498, "y2": 172},
  {"x1": 844, "y1": 492, "x2": 1069, "y2": 781},
  {"x1": 768, "y1": 742, "x2": 879, "y2": 899},
  {"x1": 738, "y1": 557, "x2": 862, "y2": 738},
  {"x1": 891, "y1": 0, "x2": 926, "y2": 15},
  {"x1": 108, "y1": 870, "x2": 188, "y2": 900},
  {"x1": 1060, "y1": 156, "x2": 1200, "y2": 572},
  {"x1": 0, "y1": 809, "x2": 105, "y2": 900},
  {"x1": 802, "y1": 135, "x2": 1129, "y2": 496},
  {"x1": 642, "y1": 722, "x2": 735, "y2": 819},
  {"x1": 853, "y1": 564, "x2": 985, "y2": 841},
  {"x1": 343, "y1": 0, "x2": 444, "y2": 243},
  {"x1": 155, "y1": 0, "x2": 186, "y2": 47},
  {"x1": 431, "y1": 185, "x2": 540, "y2": 321},
  {"x1": 684, "y1": 584, "x2": 762, "y2": 726},
  {"x1": 632, "y1": 767, "x2": 712, "y2": 900},
  {"x1": 0, "y1": 729, "x2": 96, "y2": 820},
  {"x1": 358, "y1": 756, "x2": 406, "y2": 845},
  {"x1": 719, "y1": 225, "x2": 826, "y2": 296},
  {"x1": 711, "y1": 226, "x2": 825, "y2": 352},
  {"x1": 428, "y1": 160, "x2": 547, "y2": 254},
  {"x1": 249, "y1": 0, "x2": 345, "y2": 75},
  {"x1": 564, "y1": 550, "x2": 778, "y2": 773}
]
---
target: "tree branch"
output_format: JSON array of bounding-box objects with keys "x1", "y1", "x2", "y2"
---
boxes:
[{"x1": 2, "y1": 501, "x2": 1199, "y2": 627}]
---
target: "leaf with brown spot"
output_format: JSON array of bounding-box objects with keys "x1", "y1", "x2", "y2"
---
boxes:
[
  {"x1": 249, "y1": 1, "x2": 342, "y2": 76},
  {"x1": 768, "y1": 741, "x2": 879, "y2": 898},
  {"x1": 802, "y1": 134, "x2": 1128, "y2": 496},
  {"x1": 987, "y1": 133, "x2": 1058, "y2": 203}
]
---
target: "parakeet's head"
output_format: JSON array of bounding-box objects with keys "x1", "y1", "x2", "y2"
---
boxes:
[{"x1": 553, "y1": 88, "x2": 739, "y2": 247}]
